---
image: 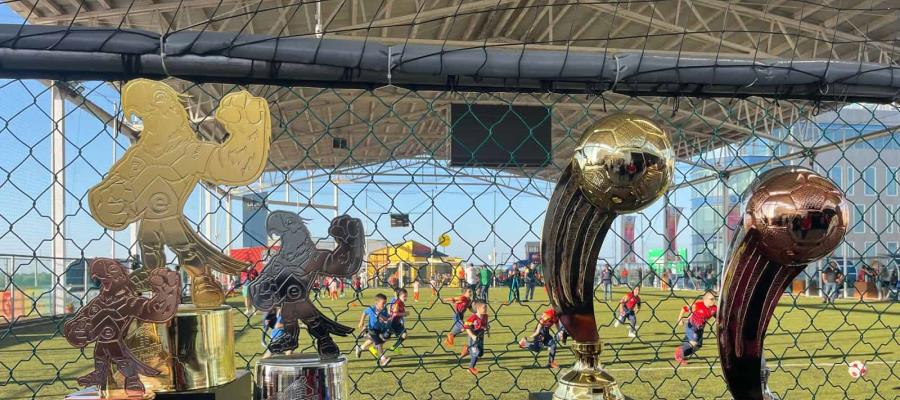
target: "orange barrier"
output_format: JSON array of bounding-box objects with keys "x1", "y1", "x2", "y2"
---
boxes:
[{"x1": 0, "y1": 290, "x2": 25, "y2": 320}]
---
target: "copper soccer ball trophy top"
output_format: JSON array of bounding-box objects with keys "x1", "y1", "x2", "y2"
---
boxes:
[
  {"x1": 543, "y1": 113, "x2": 674, "y2": 400},
  {"x1": 718, "y1": 167, "x2": 847, "y2": 400}
]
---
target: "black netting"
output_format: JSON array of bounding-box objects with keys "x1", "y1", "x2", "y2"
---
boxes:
[{"x1": 0, "y1": 1, "x2": 899, "y2": 399}]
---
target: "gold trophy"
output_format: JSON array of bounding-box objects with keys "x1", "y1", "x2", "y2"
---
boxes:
[
  {"x1": 84, "y1": 79, "x2": 271, "y2": 397},
  {"x1": 717, "y1": 167, "x2": 847, "y2": 400},
  {"x1": 542, "y1": 114, "x2": 673, "y2": 399}
]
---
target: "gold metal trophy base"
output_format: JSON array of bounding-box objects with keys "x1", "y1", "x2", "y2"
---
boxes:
[
  {"x1": 124, "y1": 304, "x2": 237, "y2": 392},
  {"x1": 65, "y1": 387, "x2": 155, "y2": 400},
  {"x1": 553, "y1": 341, "x2": 624, "y2": 400}
]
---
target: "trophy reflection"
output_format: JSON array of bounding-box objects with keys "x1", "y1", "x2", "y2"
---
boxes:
[
  {"x1": 78, "y1": 79, "x2": 272, "y2": 397},
  {"x1": 718, "y1": 167, "x2": 847, "y2": 400},
  {"x1": 542, "y1": 114, "x2": 673, "y2": 399}
]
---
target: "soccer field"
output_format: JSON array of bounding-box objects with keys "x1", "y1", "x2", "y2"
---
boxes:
[{"x1": 1, "y1": 286, "x2": 896, "y2": 399}]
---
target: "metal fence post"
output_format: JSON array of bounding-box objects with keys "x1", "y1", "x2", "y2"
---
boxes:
[{"x1": 51, "y1": 82, "x2": 66, "y2": 316}]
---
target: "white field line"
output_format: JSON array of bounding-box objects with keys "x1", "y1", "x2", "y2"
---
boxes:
[{"x1": 604, "y1": 360, "x2": 897, "y2": 372}]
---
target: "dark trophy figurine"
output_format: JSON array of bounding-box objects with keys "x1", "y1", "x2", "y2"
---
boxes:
[
  {"x1": 249, "y1": 211, "x2": 365, "y2": 358},
  {"x1": 63, "y1": 259, "x2": 180, "y2": 398},
  {"x1": 250, "y1": 211, "x2": 365, "y2": 400},
  {"x1": 542, "y1": 114, "x2": 673, "y2": 399},
  {"x1": 718, "y1": 167, "x2": 847, "y2": 400}
]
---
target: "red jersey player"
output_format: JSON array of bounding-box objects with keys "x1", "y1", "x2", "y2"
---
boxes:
[
  {"x1": 519, "y1": 308, "x2": 565, "y2": 368},
  {"x1": 444, "y1": 288, "x2": 473, "y2": 346},
  {"x1": 387, "y1": 289, "x2": 409, "y2": 352},
  {"x1": 674, "y1": 292, "x2": 718, "y2": 365},
  {"x1": 615, "y1": 286, "x2": 642, "y2": 338},
  {"x1": 461, "y1": 301, "x2": 489, "y2": 375}
]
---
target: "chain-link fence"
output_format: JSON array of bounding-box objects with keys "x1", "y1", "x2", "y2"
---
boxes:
[{"x1": 2, "y1": 1, "x2": 900, "y2": 399}]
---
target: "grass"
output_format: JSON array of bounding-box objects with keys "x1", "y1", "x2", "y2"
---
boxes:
[{"x1": 0, "y1": 286, "x2": 897, "y2": 399}]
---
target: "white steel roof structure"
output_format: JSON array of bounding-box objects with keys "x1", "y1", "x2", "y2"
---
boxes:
[{"x1": 7, "y1": 0, "x2": 900, "y2": 179}]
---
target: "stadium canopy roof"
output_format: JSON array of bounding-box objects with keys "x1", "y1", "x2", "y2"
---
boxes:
[{"x1": 7, "y1": 0, "x2": 900, "y2": 180}]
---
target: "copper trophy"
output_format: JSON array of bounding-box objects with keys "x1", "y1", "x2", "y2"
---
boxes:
[
  {"x1": 249, "y1": 211, "x2": 365, "y2": 400},
  {"x1": 542, "y1": 114, "x2": 674, "y2": 399},
  {"x1": 78, "y1": 79, "x2": 271, "y2": 396},
  {"x1": 718, "y1": 166, "x2": 847, "y2": 400},
  {"x1": 64, "y1": 259, "x2": 180, "y2": 399}
]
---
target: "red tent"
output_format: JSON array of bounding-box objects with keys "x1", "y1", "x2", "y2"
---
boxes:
[{"x1": 230, "y1": 246, "x2": 280, "y2": 281}]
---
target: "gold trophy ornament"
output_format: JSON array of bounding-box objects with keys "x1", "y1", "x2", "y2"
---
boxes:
[
  {"x1": 83, "y1": 79, "x2": 271, "y2": 396},
  {"x1": 542, "y1": 114, "x2": 673, "y2": 400},
  {"x1": 89, "y1": 78, "x2": 271, "y2": 308},
  {"x1": 718, "y1": 167, "x2": 847, "y2": 400}
]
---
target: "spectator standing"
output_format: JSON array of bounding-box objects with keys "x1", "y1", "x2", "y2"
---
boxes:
[
  {"x1": 508, "y1": 265, "x2": 521, "y2": 304},
  {"x1": 465, "y1": 262, "x2": 479, "y2": 293},
  {"x1": 875, "y1": 261, "x2": 891, "y2": 300},
  {"x1": 430, "y1": 274, "x2": 439, "y2": 297},
  {"x1": 621, "y1": 267, "x2": 630, "y2": 287},
  {"x1": 835, "y1": 268, "x2": 846, "y2": 299},
  {"x1": 240, "y1": 267, "x2": 259, "y2": 314},
  {"x1": 600, "y1": 265, "x2": 613, "y2": 301},
  {"x1": 479, "y1": 265, "x2": 492, "y2": 302},
  {"x1": 890, "y1": 268, "x2": 898, "y2": 301},
  {"x1": 524, "y1": 263, "x2": 537, "y2": 301},
  {"x1": 821, "y1": 262, "x2": 838, "y2": 303}
]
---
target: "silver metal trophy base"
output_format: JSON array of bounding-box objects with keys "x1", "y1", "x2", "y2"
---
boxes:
[{"x1": 254, "y1": 354, "x2": 349, "y2": 400}]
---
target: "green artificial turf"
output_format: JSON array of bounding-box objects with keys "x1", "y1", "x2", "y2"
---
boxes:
[{"x1": 0, "y1": 287, "x2": 896, "y2": 399}]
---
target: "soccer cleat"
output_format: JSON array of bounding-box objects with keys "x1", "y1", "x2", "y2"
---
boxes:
[
  {"x1": 518, "y1": 338, "x2": 527, "y2": 349},
  {"x1": 445, "y1": 334, "x2": 455, "y2": 346},
  {"x1": 379, "y1": 356, "x2": 391, "y2": 367},
  {"x1": 627, "y1": 329, "x2": 637, "y2": 338},
  {"x1": 614, "y1": 320, "x2": 620, "y2": 328},
  {"x1": 354, "y1": 345, "x2": 362, "y2": 358},
  {"x1": 368, "y1": 347, "x2": 379, "y2": 357},
  {"x1": 467, "y1": 367, "x2": 478, "y2": 375},
  {"x1": 548, "y1": 361, "x2": 560, "y2": 369},
  {"x1": 674, "y1": 347, "x2": 687, "y2": 366}
]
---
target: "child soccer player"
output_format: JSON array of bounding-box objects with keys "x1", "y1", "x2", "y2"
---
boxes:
[
  {"x1": 386, "y1": 289, "x2": 409, "y2": 352},
  {"x1": 462, "y1": 301, "x2": 489, "y2": 375},
  {"x1": 444, "y1": 288, "x2": 474, "y2": 346},
  {"x1": 413, "y1": 279, "x2": 421, "y2": 302},
  {"x1": 674, "y1": 292, "x2": 718, "y2": 366},
  {"x1": 518, "y1": 307, "x2": 562, "y2": 368},
  {"x1": 355, "y1": 293, "x2": 391, "y2": 366},
  {"x1": 261, "y1": 308, "x2": 299, "y2": 357},
  {"x1": 615, "y1": 286, "x2": 641, "y2": 338}
]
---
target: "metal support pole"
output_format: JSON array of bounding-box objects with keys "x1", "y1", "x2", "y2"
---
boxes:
[
  {"x1": 50, "y1": 82, "x2": 66, "y2": 315},
  {"x1": 720, "y1": 175, "x2": 729, "y2": 292},
  {"x1": 225, "y1": 194, "x2": 232, "y2": 252}
]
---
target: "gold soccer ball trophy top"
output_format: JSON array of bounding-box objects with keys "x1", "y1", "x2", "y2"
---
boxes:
[
  {"x1": 572, "y1": 113, "x2": 674, "y2": 213},
  {"x1": 543, "y1": 113, "x2": 673, "y2": 400}
]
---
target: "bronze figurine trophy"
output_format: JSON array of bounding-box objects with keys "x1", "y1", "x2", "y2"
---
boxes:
[
  {"x1": 64, "y1": 259, "x2": 180, "y2": 399},
  {"x1": 542, "y1": 114, "x2": 673, "y2": 399},
  {"x1": 718, "y1": 167, "x2": 847, "y2": 400},
  {"x1": 81, "y1": 79, "x2": 271, "y2": 398},
  {"x1": 248, "y1": 211, "x2": 365, "y2": 400}
]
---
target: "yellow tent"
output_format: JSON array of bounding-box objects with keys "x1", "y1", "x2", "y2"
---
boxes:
[{"x1": 367, "y1": 240, "x2": 462, "y2": 287}]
